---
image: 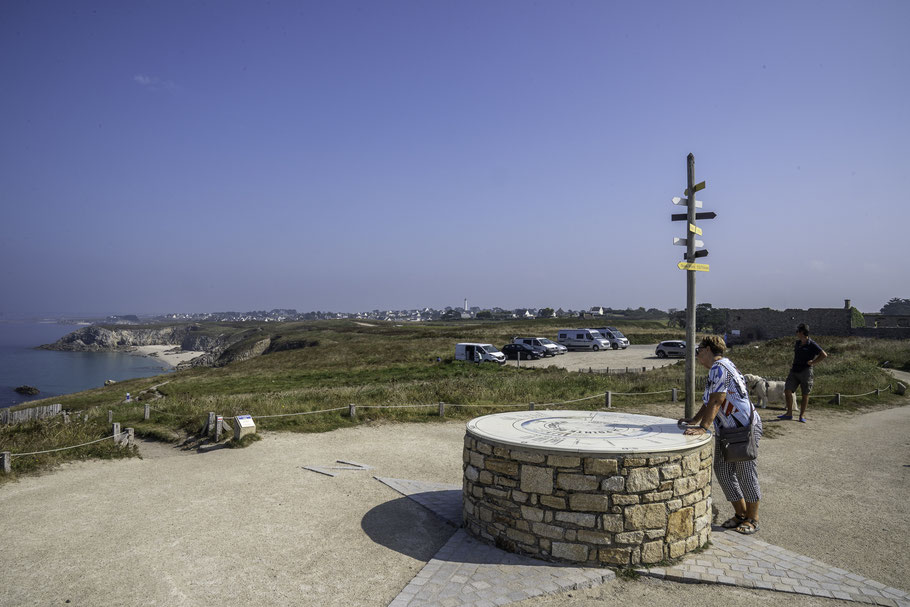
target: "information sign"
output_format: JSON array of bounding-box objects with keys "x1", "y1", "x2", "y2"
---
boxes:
[{"x1": 677, "y1": 262, "x2": 709, "y2": 272}]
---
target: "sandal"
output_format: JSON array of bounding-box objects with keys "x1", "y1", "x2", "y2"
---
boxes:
[
  {"x1": 721, "y1": 514, "x2": 748, "y2": 528},
  {"x1": 777, "y1": 414, "x2": 792, "y2": 420},
  {"x1": 735, "y1": 518, "x2": 759, "y2": 535}
]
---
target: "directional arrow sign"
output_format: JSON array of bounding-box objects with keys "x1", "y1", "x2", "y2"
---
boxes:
[
  {"x1": 674, "y1": 237, "x2": 704, "y2": 248},
  {"x1": 689, "y1": 223, "x2": 702, "y2": 235},
  {"x1": 671, "y1": 212, "x2": 717, "y2": 221},
  {"x1": 671, "y1": 197, "x2": 703, "y2": 208},
  {"x1": 684, "y1": 181, "x2": 706, "y2": 196},
  {"x1": 678, "y1": 261, "x2": 709, "y2": 272},
  {"x1": 682, "y1": 250, "x2": 709, "y2": 260}
]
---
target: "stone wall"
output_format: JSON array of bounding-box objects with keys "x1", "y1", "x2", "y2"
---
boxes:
[
  {"x1": 723, "y1": 307, "x2": 852, "y2": 342},
  {"x1": 462, "y1": 434, "x2": 713, "y2": 567}
]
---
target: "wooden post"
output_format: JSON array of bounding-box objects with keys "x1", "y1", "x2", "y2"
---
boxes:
[
  {"x1": 112, "y1": 422, "x2": 121, "y2": 444},
  {"x1": 1, "y1": 452, "x2": 10, "y2": 474},
  {"x1": 672, "y1": 388, "x2": 678, "y2": 403},
  {"x1": 108, "y1": 410, "x2": 113, "y2": 423},
  {"x1": 348, "y1": 404, "x2": 356, "y2": 419},
  {"x1": 684, "y1": 153, "x2": 698, "y2": 419},
  {"x1": 438, "y1": 402, "x2": 445, "y2": 417},
  {"x1": 144, "y1": 404, "x2": 150, "y2": 420},
  {"x1": 215, "y1": 416, "x2": 223, "y2": 441},
  {"x1": 126, "y1": 428, "x2": 135, "y2": 447},
  {"x1": 605, "y1": 392, "x2": 612, "y2": 408},
  {"x1": 875, "y1": 388, "x2": 880, "y2": 397},
  {"x1": 207, "y1": 412, "x2": 216, "y2": 435},
  {"x1": 529, "y1": 402, "x2": 535, "y2": 411},
  {"x1": 835, "y1": 393, "x2": 842, "y2": 405}
]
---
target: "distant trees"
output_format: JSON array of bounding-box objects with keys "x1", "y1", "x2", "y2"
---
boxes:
[
  {"x1": 475, "y1": 310, "x2": 493, "y2": 320},
  {"x1": 880, "y1": 298, "x2": 910, "y2": 315},
  {"x1": 538, "y1": 307, "x2": 555, "y2": 318}
]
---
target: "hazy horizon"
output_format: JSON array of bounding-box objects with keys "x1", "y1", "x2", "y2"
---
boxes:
[{"x1": 2, "y1": 1, "x2": 907, "y2": 318}]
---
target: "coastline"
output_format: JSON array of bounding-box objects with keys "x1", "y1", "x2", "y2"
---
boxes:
[{"x1": 129, "y1": 345, "x2": 205, "y2": 368}]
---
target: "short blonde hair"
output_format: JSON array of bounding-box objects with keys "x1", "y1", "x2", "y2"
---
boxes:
[{"x1": 699, "y1": 335, "x2": 727, "y2": 356}]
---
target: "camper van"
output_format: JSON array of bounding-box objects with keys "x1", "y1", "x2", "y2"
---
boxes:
[
  {"x1": 556, "y1": 329, "x2": 610, "y2": 351},
  {"x1": 455, "y1": 343, "x2": 506, "y2": 364},
  {"x1": 511, "y1": 337, "x2": 559, "y2": 357},
  {"x1": 592, "y1": 327, "x2": 630, "y2": 350}
]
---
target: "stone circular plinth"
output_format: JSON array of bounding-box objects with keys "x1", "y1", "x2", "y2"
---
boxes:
[{"x1": 462, "y1": 410, "x2": 714, "y2": 567}]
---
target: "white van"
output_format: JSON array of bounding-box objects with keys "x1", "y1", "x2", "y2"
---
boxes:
[
  {"x1": 592, "y1": 327, "x2": 630, "y2": 350},
  {"x1": 512, "y1": 337, "x2": 559, "y2": 357},
  {"x1": 556, "y1": 329, "x2": 610, "y2": 351},
  {"x1": 455, "y1": 343, "x2": 506, "y2": 364}
]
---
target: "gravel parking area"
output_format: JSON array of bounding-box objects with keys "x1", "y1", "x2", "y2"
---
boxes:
[{"x1": 511, "y1": 344, "x2": 681, "y2": 373}]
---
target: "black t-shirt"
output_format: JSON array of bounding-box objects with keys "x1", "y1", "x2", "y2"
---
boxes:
[{"x1": 791, "y1": 338, "x2": 822, "y2": 373}]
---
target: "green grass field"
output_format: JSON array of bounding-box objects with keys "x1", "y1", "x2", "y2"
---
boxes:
[{"x1": 2, "y1": 318, "x2": 907, "y2": 479}]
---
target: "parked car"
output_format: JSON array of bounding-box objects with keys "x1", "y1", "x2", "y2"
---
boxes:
[
  {"x1": 592, "y1": 327, "x2": 630, "y2": 350},
  {"x1": 501, "y1": 343, "x2": 542, "y2": 360},
  {"x1": 455, "y1": 343, "x2": 506, "y2": 364},
  {"x1": 512, "y1": 337, "x2": 559, "y2": 357},
  {"x1": 655, "y1": 340, "x2": 686, "y2": 358},
  {"x1": 557, "y1": 329, "x2": 610, "y2": 351},
  {"x1": 538, "y1": 338, "x2": 567, "y2": 355}
]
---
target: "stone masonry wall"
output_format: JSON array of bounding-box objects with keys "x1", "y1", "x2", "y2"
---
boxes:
[
  {"x1": 724, "y1": 307, "x2": 852, "y2": 342},
  {"x1": 462, "y1": 434, "x2": 713, "y2": 568}
]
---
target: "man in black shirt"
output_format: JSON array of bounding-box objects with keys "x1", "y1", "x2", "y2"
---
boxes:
[{"x1": 780, "y1": 323, "x2": 827, "y2": 423}]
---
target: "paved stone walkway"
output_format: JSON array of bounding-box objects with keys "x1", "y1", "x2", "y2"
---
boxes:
[{"x1": 377, "y1": 477, "x2": 910, "y2": 607}]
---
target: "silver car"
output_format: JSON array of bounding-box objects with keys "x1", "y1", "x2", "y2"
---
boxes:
[{"x1": 655, "y1": 340, "x2": 686, "y2": 358}]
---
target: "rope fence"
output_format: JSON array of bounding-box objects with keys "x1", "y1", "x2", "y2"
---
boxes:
[
  {"x1": 9, "y1": 432, "x2": 127, "y2": 457},
  {"x1": 4, "y1": 375, "x2": 902, "y2": 471}
]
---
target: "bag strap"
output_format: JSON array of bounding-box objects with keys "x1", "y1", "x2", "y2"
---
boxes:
[{"x1": 715, "y1": 359, "x2": 755, "y2": 426}]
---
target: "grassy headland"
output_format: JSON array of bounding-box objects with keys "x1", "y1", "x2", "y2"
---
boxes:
[{"x1": 2, "y1": 318, "x2": 907, "y2": 479}]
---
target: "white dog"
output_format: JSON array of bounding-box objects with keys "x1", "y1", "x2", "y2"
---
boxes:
[{"x1": 743, "y1": 373, "x2": 786, "y2": 409}]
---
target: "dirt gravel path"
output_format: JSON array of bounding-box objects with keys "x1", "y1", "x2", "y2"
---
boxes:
[{"x1": 1, "y1": 400, "x2": 907, "y2": 607}]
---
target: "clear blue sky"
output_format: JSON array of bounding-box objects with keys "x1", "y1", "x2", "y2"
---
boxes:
[{"x1": 2, "y1": 1, "x2": 907, "y2": 317}]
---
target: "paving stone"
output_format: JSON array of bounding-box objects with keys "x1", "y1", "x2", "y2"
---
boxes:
[{"x1": 380, "y1": 477, "x2": 908, "y2": 606}]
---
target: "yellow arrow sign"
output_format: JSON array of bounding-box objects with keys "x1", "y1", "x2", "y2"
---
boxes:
[
  {"x1": 689, "y1": 223, "x2": 702, "y2": 235},
  {"x1": 684, "y1": 181, "x2": 706, "y2": 196},
  {"x1": 678, "y1": 261, "x2": 709, "y2": 272}
]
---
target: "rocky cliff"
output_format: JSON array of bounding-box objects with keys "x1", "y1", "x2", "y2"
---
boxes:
[{"x1": 39, "y1": 324, "x2": 312, "y2": 368}]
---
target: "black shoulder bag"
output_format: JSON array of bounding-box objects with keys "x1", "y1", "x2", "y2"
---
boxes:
[{"x1": 715, "y1": 361, "x2": 758, "y2": 463}]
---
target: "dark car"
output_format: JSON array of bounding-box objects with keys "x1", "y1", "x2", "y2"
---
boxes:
[{"x1": 501, "y1": 343, "x2": 543, "y2": 360}]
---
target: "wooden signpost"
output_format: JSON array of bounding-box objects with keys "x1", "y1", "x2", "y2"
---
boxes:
[{"x1": 670, "y1": 154, "x2": 717, "y2": 417}]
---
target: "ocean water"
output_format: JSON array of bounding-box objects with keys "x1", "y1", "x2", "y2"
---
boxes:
[{"x1": 0, "y1": 321, "x2": 172, "y2": 409}]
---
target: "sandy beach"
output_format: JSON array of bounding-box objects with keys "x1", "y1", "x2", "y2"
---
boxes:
[
  {"x1": 131, "y1": 345, "x2": 206, "y2": 368},
  {"x1": 1, "y1": 384, "x2": 908, "y2": 607}
]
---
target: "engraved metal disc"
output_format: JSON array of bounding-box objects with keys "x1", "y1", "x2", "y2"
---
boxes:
[{"x1": 465, "y1": 410, "x2": 712, "y2": 454}]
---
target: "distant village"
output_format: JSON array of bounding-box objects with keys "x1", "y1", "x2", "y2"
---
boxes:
[{"x1": 97, "y1": 303, "x2": 669, "y2": 325}]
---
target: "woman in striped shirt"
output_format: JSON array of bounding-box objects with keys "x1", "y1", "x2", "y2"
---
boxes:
[{"x1": 680, "y1": 335, "x2": 763, "y2": 535}]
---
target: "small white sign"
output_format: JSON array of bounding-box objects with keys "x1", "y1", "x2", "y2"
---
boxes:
[
  {"x1": 673, "y1": 237, "x2": 704, "y2": 248},
  {"x1": 236, "y1": 415, "x2": 255, "y2": 428},
  {"x1": 671, "y1": 197, "x2": 703, "y2": 208}
]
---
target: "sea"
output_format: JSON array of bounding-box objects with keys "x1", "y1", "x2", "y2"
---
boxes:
[{"x1": 0, "y1": 321, "x2": 172, "y2": 409}]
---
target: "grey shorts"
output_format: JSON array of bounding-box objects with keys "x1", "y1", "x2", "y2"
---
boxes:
[{"x1": 785, "y1": 367, "x2": 814, "y2": 394}]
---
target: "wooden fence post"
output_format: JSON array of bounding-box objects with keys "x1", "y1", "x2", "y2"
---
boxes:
[
  {"x1": 108, "y1": 410, "x2": 113, "y2": 423},
  {"x1": 834, "y1": 393, "x2": 842, "y2": 405},
  {"x1": 1, "y1": 452, "x2": 10, "y2": 474},
  {"x1": 206, "y1": 412, "x2": 216, "y2": 435},
  {"x1": 215, "y1": 416, "x2": 223, "y2": 441},
  {"x1": 112, "y1": 422, "x2": 121, "y2": 444},
  {"x1": 529, "y1": 402, "x2": 535, "y2": 411},
  {"x1": 348, "y1": 404, "x2": 356, "y2": 419},
  {"x1": 672, "y1": 388, "x2": 678, "y2": 403},
  {"x1": 605, "y1": 392, "x2": 612, "y2": 408},
  {"x1": 144, "y1": 405, "x2": 150, "y2": 420},
  {"x1": 438, "y1": 402, "x2": 445, "y2": 417},
  {"x1": 126, "y1": 428, "x2": 135, "y2": 447}
]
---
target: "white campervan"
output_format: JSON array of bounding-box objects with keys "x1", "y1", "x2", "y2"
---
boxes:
[
  {"x1": 511, "y1": 337, "x2": 559, "y2": 357},
  {"x1": 455, "y1": 343, "x2": 506, "y2": 364},
  {"x1": 556, "y1": 329, "x2": 610, "y2": 351},
  {"x1": 592, "y1": 327, "x2": 630, "y2": 350}
]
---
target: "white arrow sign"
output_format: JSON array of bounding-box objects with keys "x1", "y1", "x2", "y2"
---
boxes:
[
  {"x1": 672, "y1": 197, "x2": 703, "y2": 208},
  {"x1": 673, "y1": 237, "x2": 704, "y2": 248}
]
